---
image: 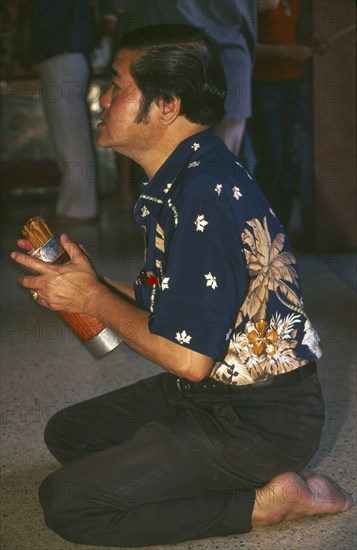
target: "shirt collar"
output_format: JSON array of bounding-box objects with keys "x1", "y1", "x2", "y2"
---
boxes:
[{"x1": 139, "y1": 128, "x2": 214, "y2": 198}]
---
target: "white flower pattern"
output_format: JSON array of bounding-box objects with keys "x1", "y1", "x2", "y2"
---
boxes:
[
  {"x1": 141, "y1": 206, "x2": 150, "y2": 217},
  {"x1": 214, "y1": 184, "x2": 222, "y2": 196},
  {"x1": 195, "y1": 214, "x2": 208, "y2": 232},
  {"x1": 175, "y1": 330, "x2": 192, "y2": 345},
  {"x1": 161, "y1": 277, "x2": 170, "y2": 290},
  {"x1": 205, "y1": 272, "x2": 218, "y2": 289},
  {"x1": 191, "y1": 142, "x2": 200, "y2": 151},
  {"x1": 232, "y1": 186, "x2": 242, "y2": 200}
]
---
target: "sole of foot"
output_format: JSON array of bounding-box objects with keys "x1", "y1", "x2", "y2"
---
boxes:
[{"x1": 252, "y1": 471, "x2": 354, "y2": 527}]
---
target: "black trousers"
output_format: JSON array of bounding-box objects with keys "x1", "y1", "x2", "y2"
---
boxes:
[{"x1": 39, "y1": 369, "x2": 325, "y2": 547}]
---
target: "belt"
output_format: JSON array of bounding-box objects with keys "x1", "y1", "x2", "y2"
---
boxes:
[{"x1": 176, "y1": 362, "x2": 317, "y2": 395}]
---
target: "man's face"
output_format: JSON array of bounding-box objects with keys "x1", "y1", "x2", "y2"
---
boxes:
[{"x1": 96, "y1": 50, "x2": 151, "y2": 155}]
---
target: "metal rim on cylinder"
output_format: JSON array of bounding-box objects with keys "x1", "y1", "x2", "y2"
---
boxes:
[{"x1": 83, "y1": 327, "x2": 123, "y2": 358}]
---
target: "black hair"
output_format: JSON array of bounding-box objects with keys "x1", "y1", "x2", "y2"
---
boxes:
[{"x1": 119, "y1": 24, "x2": 226, "y2": 126}]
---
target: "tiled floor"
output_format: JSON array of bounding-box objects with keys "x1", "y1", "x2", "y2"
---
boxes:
[{"x1": 1, "y1": 193, "x2": 356, "y2": 549}]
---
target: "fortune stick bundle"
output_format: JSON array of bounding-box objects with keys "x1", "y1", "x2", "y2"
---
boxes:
[{"x1": 21, "y1": 216, "x2": 122, "y2": 358}]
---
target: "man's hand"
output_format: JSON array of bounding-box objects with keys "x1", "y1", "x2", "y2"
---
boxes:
[
  {"x1": 16, "y1": 238, "x2": 33, "y2": 251},
  {"x1": 11, "y1": 234, "x2": 101, "y2": 314}
]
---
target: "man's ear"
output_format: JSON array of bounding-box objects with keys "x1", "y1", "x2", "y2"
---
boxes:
[{"x1": 156, "y1": 96, "x2": 181, "y2": 125}]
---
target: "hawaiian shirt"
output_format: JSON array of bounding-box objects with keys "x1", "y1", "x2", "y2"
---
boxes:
[{"x1": 134, "y1": 129, "x2": 322, "y2": 386}]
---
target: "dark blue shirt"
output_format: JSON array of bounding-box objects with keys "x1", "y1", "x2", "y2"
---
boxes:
[{"x1": 134, "y1": 129, "x2": 322, "y2": 385}]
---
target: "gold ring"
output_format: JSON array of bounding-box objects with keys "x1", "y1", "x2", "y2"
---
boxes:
[{"x1": 30, "y1": 290, "x2": 38, "y2": 301}]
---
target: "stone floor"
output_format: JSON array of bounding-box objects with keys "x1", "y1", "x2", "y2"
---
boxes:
[{"x1": 1, "y1": 193, "x2": 356, "y2": 550}]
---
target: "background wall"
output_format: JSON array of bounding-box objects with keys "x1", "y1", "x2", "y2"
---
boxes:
[{"x1": 312, "y1": 0, "x2": 356, "y2": 252}]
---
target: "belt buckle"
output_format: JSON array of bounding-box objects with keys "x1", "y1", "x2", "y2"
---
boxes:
[{"x1": 176, "y1": 378, "x2": 193, "y2": 394}]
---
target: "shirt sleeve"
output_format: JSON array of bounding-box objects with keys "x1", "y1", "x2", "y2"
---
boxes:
[{"x1": 148, "y1": 197, "x2": 248, "y2": 360}]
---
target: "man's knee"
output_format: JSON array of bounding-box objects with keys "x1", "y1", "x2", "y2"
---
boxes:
[
  {"x1": 39, "y1": 469, "x2": 130, "y2": 546},
  {"x1": 39, "y1": 469, "x2": 95, "y2": 544},
  {"x1": 39, "y1": 470, "x2": 76, "y2": 543}
]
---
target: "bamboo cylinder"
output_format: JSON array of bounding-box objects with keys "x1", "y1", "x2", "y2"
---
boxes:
[{"x1": 21, "y1": 216, "x2": 122, "y2": 358}]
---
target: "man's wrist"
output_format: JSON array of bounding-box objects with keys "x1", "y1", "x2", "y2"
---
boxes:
[{"x1": 84, "y1": 278, "x2": 112, "y2": 319}]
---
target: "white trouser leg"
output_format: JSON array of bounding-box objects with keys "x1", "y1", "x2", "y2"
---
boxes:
[
  {"x1": 39, "y1": 53, "x2": 97, "y2": 219},
  {"x1": 213, "y1": 119, "x2": 246, "y2": 156}
]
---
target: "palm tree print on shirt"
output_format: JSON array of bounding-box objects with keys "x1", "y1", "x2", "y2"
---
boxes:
[{"x1": 211, "y1": 217, "x2": 321, "y2": 385}]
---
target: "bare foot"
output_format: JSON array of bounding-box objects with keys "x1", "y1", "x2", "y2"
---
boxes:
[
  {"x1": 299, "y1": 468, "x2": 315, "y2": 480},
  {"x1": 252, "y1": 471, "x2": 354, "y2": 526}
]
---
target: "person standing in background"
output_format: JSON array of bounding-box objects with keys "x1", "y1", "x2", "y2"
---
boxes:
[
  {"x1": 245, "y1": 0, "x2": 328, "y2": 229},
  {"x1": 31, "y1": 0, "x2": 98, "y2": 220}
]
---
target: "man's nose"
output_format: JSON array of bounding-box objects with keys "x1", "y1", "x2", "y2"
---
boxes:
[{"x1": 99, "y1": 87, "x2": 111, "y2": 109}]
